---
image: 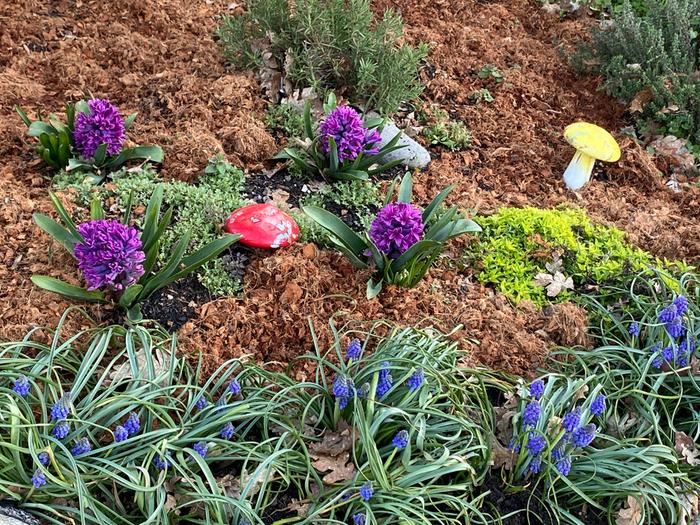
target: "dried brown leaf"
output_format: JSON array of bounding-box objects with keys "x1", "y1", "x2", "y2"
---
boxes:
[
  {"x1": 675, "y1": 432, "x2": 700, "y2": 466},
  {"x1": 616, "y1": 496, "x2": 642, "y2": 525}
]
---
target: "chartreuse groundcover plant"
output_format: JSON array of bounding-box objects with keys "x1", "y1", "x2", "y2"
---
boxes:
[
  {"x1": 16, "y1": 98, "x2": 163, "y2": 178},
  {"x1": 305, "y1": 173, "x2": 481, "y2": 298},
  {"x1": 276, "y1": 93, "x2": 404, "y2": 182},
  {"x1": 31, "y1": 186, "x2": 239, "y2": 320}
]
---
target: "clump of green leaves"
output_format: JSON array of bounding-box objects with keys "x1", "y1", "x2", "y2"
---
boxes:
[
  {"x1": 217, "y1": 0, "x2": 428, "y2": 114},
  {"x1": 574, "y1": 0, "x2": 700, "y2": 153},
  {"x1": 465, "y1": 207, "x2": 652, "y2": 305},
  {"x1": 421, "y1": 107, "x2": 472, "y2": 151},
  {"x1": 469, "y1": 88, "x2": 494, "y2": 104},
  {"x1": 265, "y1": 103, "x2": 305, "y2": 138},
  {"x1": 52, "y1": 155, "x2": 248, "y2": 298},
  {"x1": 478, "y1": 64, "x2": 504, "y2": 84}
]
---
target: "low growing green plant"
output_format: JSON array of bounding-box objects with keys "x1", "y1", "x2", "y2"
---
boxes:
[
  {"x1": 421, "y1": 108, "x2": 472, "y2": 151},
  {"x1": 465, "y1": 206, "x2": 652, "y2": 304},
  {"x1": 16, "y1": 99, "x2": 163, "y2": 177},
  {"x1": 217, "y1": 0, "x2": 428, "y2": 114},
  {"x1": 31, "y1": 186, "x2": 239, "y2": 321},
  {"x1": 265, "y1": 102, "x2": 305, "y2": 138},
  {"x1": 304, "y1": 173, "x2": 481, "y2": 298},
  {"x1": 478, "y1": 64, "x2": 504, "y2": 84},
  {"x1": 276, "y1": 93, "x2": 404, "y2": 182}
]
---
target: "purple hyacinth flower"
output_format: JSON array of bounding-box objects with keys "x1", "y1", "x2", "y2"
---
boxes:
[
  {"x1": 50, "y1": 392, "x2": 71, "y2": 421},
  {"x1": 12, "y1": 375, "x2": 30, "y2": 397},
  {"x1": 31, "y1": 469, "x2": 46, "y2": 489},
  {"x1": 38, "y1": 452, "x2": 50, "y2": 466},
  {"x1": 228, "y1": 379, "x2": 242, "y2": 396},
  {"x1": 195, "y1": 395, "x2": 208, "y2": 410},
  {"x1": 556, "y1": 456, "x2": 572, "y2": 476},
  {"x1": 628, "y1": 322, "x2": 640, "y2": 337},
  {"x1": 369, "y1": 202, "x2": 425, "y2": 260},
  {"x1": 562, "y1": 408, "x2": 581, "y2": 433},
  {"x1": 192, "y1": 441, "x2": 208, "y2": 458},
  {"x1": 353, "y1": 513, "x2": 366, "y2": 525},
  {"x1": 123, "y1": 412, "x2": 140, "y2": 436},
  {"x1": 74, "y1": 220, "x2": 145, "y2": 291},
  {"x1": 114, "y1": 425, "x2": 128, "y2": 443},
  {"x1": 153, "y1": 452, "x2": 171, "y2": 470},
  {"x1": 392, "y1": 430, "x2": 409, "y2": 450},
  {"x1": 528, "y1": 456, "x2": 542, "y2": 474},
  {"x1": 590, "y1": 394, "x2": 606, "y2": 417},
  {"x1": 70, "y1": 438, "x2": 92, "y2": 457},
  {"x1": 572, "y1": 424, "x2": 596, "y2": 448},
  {"x1": 376, "y1": 363, "x2": 393, "y2": 398},
  {"x1": 346, "y1": 338, "x2": 362, "y2": 360},
  {"x1": 332, "y1": 375, "x2": 350, "y2": 398},
  {"x1": 51, "y1": 422, "x2": 70, "y2": 440},
  {"x1": 529, "y1": 379, "x2": 545, "y2": 400},
  {"x1": 522, "y1": 401, "x2": 541, "y2": 427},
  {"x1": 359, "y1": 481, "x2": 374, "y2": 501},
  {"x1": 658, "y1": 304, "x2": 678, "y2": 324},
  {"x1": 407, "y1": 368, "x2": 425, "y2": 392},
  {"x1": 220, "y1": 422, "x2": 235, "y2": 440},
  {"x1": 318, "y1": 106, "x2": 378, "y2": 163},
  {"x1": 526, "y1": 433, "x2": 546, "y2": 456},
  {"x1": 666, "y1": 318, "x2": 685, "y2": 339},
  {"x1": 673, "y1": 296, "x2": 689, "y2": 317},
  {"x1": 73, "y1": 98, "x2": 126, "y2": 158}
]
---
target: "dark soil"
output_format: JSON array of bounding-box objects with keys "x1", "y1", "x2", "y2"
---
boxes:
[
  {"x1": 323, "y1": 199, "x2": 378, "y2": 232},
  {"x1": 480, "y1": 473, "x2": 556, "y2": 525},
  {"x1": 140, "y1": 274, "x2": 211, "y2": 331},
  {"x1": 261, "y1": 487, "x2": 299, "y2": 525},
  {"x1": 244, "y1": 168, "x2": 314, "y2": 208}
]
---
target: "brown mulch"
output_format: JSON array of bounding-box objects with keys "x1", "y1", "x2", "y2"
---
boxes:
[{"x1": 0, "y1": 0, "x2": 697, "y2": 376}]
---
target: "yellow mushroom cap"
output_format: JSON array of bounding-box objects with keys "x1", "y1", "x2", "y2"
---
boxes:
[{"x1": 564, "y1": 122, "x2": 621, "y2": 162}]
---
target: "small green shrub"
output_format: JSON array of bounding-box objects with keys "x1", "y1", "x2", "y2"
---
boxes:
[
  {"x1": 469, "y1": 88, "x2": 494, "y2": 104},
  {"x1": 478, "y1": 64, "x2": 504, "y2": 84},
  {"x1": 265, "y1": 103, "x2": 305, "y2": 138},
  {"x1": 575, "y1": 0, "x2": 700, "y2": 153},
  {"x1": 217, "y1": 0, "x2": 428, "y2": 114},
  {"x1": 53, "y1": 155, "x2": 248, "y2": 298},
  {"x1": 465, "y1": 207, "x2": 652, "y2": 304},
  {"x1": 421, "y1": 108, "x2": 472, "y2": 151}
]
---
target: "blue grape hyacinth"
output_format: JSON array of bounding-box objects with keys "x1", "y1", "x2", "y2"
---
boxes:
[
  {"x1": 346, "y1": 338, "x2": 362, "y2": 360},
  {"x1": 572, "y1": 424, "x2": 596, "y2": 448},
  {"x1": 228, "y1": 379, "x2": 242, "y2": 396},
  {"x1": 195, "y1": 395, "x2": 208, "y2": 410},
  {"x1": 562, "y1": 408, "x2": 581, "y2": 433},
  {"x1": 12, "y1": 375, "x2": 30, "y2": 397},
  {"x1": 407, "y1": 368, "x2": 425, "y2": 392},
  {"x1": 153, "y1": 453, "x2": 172, "y2": 470},
  {"x1": 50, "y1": 392, "x2": 71, "y2": 421},
  {"x1": 192, "y1": 441, "x2": 208, "y2": 458},
  {"x1": 525, "y1": 433, "x2": 546, "y2": 456},
  {"x1": 392, "y1": 430, "x2": 409, "y2": 450},
  {"x1": 70, "y1": 438, "x2": 92, "y2": 457},
  {"x1": 376, "y1": 363, "x2": 393, "y2": 398},
  {"x1": 114, "y1": 425, "x2": 128, "y2": 443},
  {"x1": 628, "y1": 322, "x2": 640, "y2": 337},
  {"x1": 522, "y1": 401, "x2": 541, "y2": 427},
  {"x1": 529, "y1": 378, "x2": 545, "y2": 400},
  {"x1": 51, "y1": 421, "x2": 70, "y2": 440},
  {"x1": 37, "y1": 452, "x2": 50, "y2": 466},
  {"x1": 556, "y1": 456, "x2": 572, "y2": 476},
  {"x1": 359, "y1": 481, "x2": 374, "y2": 501},
  {"x1": 352, "y1": 513, "x2": 366, "y2": 525},
  {"x1": 123, "y1": 412, "x2": 140, "y2": 435},
  {"x1": 31, "y1": 469, "x2": 46, "y2": 489},
  {"x1": 590, "y1": 394, "x2": 606, "y2": 417},
  {"x1": 220, "y1": 422, "x2": 235, "y2": 440}
]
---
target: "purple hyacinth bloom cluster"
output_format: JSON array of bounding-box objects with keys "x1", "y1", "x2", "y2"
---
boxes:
[
  {"x1": 628, "y1": 322, "x2": 640, "y2": 337},
  {"x1": 75, "y1": 220, "x2": 145, "y2": 292},
  {"x1": 12, "y1": 375, "x2": 30, "y2": 397},
  {"x1": 153, "y1": 452, "x2": 172, "y2": 470},
  {"x1": 376, "y1": 363, "x2": 393, "y2": 398},
  {"x1": 353, "y1": 513, "x2": 366, "y2": 525},
  {"x1": 73, "y1": 98, "x2": 126, "y2": 158},
  {"x1": 522, "y1": 401, "x2": 541, "y2": 427},
  {"x1": 192, "y1": 441, "x2": 208, "y2": 458},
  {"x1": 407, "y1": 368, "x2": 425, "y2": 392},
  {"x1": 346, "y1": 338, "x2": 362, "y2": 360},
  {"x1": 52, "y1": 421, "x2": 70, "y2": 439},
  {"x1": 123, "y1": 412, "x2": 140, "y2": 436},
  {"x1": 114, "y1": 425, "x2": 129, "y2": 443},
  {"x1": 71, "y1": 438, "x2": 92, "y2": 457},
  {"x1": 359, "y1": 481, "x2": 374, "y2": 501},
  {"x1": 392, "y1": 430, "x2": 409, "y2": 450},
  {"x1": 590, "y1": 394, "x2": 606, "y2": 417},
  {"x1": 51, "y1": 392, "x2": 71, "y2": 421},
  {"x1": 529, "y1": 379, "x2": 545, "y2": 400},
  {"x1": 659, "y1": 296, "x2": 689, "y2": 339},
  {"x1": 220, "y1": 422, "x2": 235, "y2": 440},
  {"x1": 369, "y1": 202, "x2": 425, "y2": 260},
  {"x1": 318, "y1": 106, "x2": 381, "y2": 163},
  {"x1": 31, "y1": 468, "x2": 46, "y2": 489},
  {"x1": 228, "y1": 379, "x2": 242, "y2": 396}
]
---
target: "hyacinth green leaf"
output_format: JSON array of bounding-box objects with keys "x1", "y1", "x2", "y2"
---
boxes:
[
  {"x1": 368, "y1": 158, "x2": 404, "y2": 176},
  {"x1": 167, "y1": 234, "x2": 241, "y2": 283},
  {"x1": 49, "y1": 191, "x2": 81, "y2": 240},
  {"x1": 119, "y1": 285, "x2": 143, "y2": 309},
  {"x1": 33, "y1": 213, "x2": 79, "y2": 254},
  {"x1": 330, "y1": 240, "x2": 369, "y2": 269},
  {"x1": 323, "y1": 92, "x2": 337, "y2": 113},
  {"x1": 90, "y1": 198, "x2": 105, "y2": 220},
  {"x1": 390, "y1": 239, "x2": 441, "y2": 274},
  {"x1": 142, "y1": 206, "x2": 173, "y2": 255},
  {"x1": 397, "y1": 173, "x2": 413, "y2": 203},
  {"x1": 92, "y1": 143, "x2": 108, "y2": 166},
  {"x1": 383, "y1": 178, "x2": 398, "y2": 206},
  {"x1": 15, "y1": 106, "x2": 32, "y2": 127},
  {"x1": 366, "y1": 241, "x2": 386, "y2": 271},
  {"x1": 38, "y1": 133, "x2": 54, "y2": 151},
  {"x1": 380, "y1": 131, "x2": 402, "y2": 152},
  {"x1": 74, "y1": 100, "x2": 89, "y2": 115},
  {"x1": 366, "y1": 278, "x2": 383, "y2": 299},
  {"x1": 303, "y1": 206, "x2": 367, "y2": 255},
  {"x1": 27, "y1": 121, "x2": 56, "y2": 138},
  {"x1": 108, "y1": 145, "x2": 164, "y2": 170},
  {"x1": 328, "y1": 137, "x2": 339, "y2": 172},
  {"x1": 67, "y1": 158, "x2": 92, "y2": 171},
  {"x1": 65, "y1": 102, "x2": 76, "y2": 129},
  {"x1": 58, "y1": 138, "x2": 70, "y2": 168},
  {"x1": 422, "y1": 185, "x2": 454, "y2": 223},
  {"x1": 303, "y1": 101, "x2": 314, "y2": 140},
  {"x1": 139, "y1": 232, "x2": 190, "y2": 298},
  {"x1": 48, "y1": 114, "x2": 67, "y2": 134},
  {"x1": 276, "y1": 148, "x2": 311, "y2": 172},
  {"x1": 142, "y1": 238, "x2": 160, "y2": 277},
  {"x1": 122, "y1": 191, "x2": 135, "y2": 225},
  {"x1": 331, "y1": 169, "x2": 368, "y2": 181},
  {"x1": 124, "y1": 113, "x2": 137, "y2": 130},
  {"x1": 126, "y1": 305, "x2": 143, "y2": 322},
  {"x1": 363, "y1": 117, "x2": 384, "y2": 129},
  {"x1": 31, "y1": 276, "x2": 106, "y2": 303},
  {"x1": 140, "y1": 185, "x2": 164, "y2": 249},
  {"x1": 424, "y1": 207, "x2": 458, "y2": 239}
]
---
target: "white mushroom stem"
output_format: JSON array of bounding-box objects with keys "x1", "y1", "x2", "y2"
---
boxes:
[{"x1": 563, "y1": 150, "x2": 596, "y2": 190}]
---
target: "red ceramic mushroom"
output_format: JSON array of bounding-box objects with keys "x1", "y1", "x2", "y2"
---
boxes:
[{"x1": 224, "y1": 203, "x2": 300, "y2": 249}]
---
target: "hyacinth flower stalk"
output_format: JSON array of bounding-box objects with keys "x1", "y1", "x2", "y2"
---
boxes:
[
  {"x1": 16, "y1": 98, "x2": 163, "y2": 178},
  {"x1": 274, "y1": 92, "x2": 406, "y2": 181},
  {"x1": 31, "y1": 186, "x2": 240, "y2": 320},
  {"x1": 304, "y1": 172, "x2": 481, "y2": 298}
]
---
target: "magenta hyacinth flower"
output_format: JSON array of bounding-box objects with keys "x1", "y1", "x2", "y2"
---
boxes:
[
  {"x1": 73, "y1": 99, "x2": 126, "y2": 158},
  {"x1": 74, "y1": 220, "x2": 145, "y2": 292},
  {"x1": 318, "y1": 106, "x2": 381, "y2": 163},
  {"x1": 369, "y1": 202, "x2": 425, "y2": 259}
]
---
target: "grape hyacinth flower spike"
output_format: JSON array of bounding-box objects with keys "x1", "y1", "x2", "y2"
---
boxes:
[
  {"x1": 123, "y1": 412, "x2": 140, "y2": 435},
  {"x1": 392, "y1": 430, "x2": 409, "y2": 450},
  {"x1": 346, "y1": 338, "x2": 362, "y2": 361},
  {"x1": 359, "y1": 481, "x2": 374, "y2": 501},
  {"x1": 51, "y1": 392, "x2": 71, "y2": 421},
  {"x1": 529, "y1": 378, "x2": 545, "y2": 400},
  {"x1": 407, "y1": 368, "x2": 425, "y2": 392},
  {"x1": 12, "y1": 375, "x2": 30, "y2": 397}
]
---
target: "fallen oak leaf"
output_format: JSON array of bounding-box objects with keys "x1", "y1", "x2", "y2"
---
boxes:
[
  {"x1": 311, "y1": 450, "x2": 356, "y2": 483},
  {"x1": 675, "y1": 432, "x2": 700, "y2": 466},
  {"x1": 615, "y1": 495, "x2": 642, "y2": 525}
]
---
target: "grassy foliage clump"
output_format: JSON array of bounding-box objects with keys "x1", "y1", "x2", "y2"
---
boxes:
[
  {"x1": 53, "y1": 155, "x2": 247, "y2": 297},
  {"x1": 575, "y1": 0, "x2": 700, "y2": 153},
  {"x1": 466, "y1": 207, "x2": 652, "y2": 304},
  {"x1": 217, "y1": 0, "x2": 428, "y2": 114},
  {"x1": 265, "y1": 103, "x2": 305, "y2": 138},
  {"x1": 421, "y1": 107, "x2": 472, "y2": 151}
]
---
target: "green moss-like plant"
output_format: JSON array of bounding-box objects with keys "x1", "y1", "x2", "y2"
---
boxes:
[
  {"x1": 52, "y1": 154, "x2": 247, "y2": 298},
  {"x1": 421, "y1": 107, "x2": 472, "y2": 152},
  {"x1": 465, "y1": 207, "x2": 652, "y2": 304}
]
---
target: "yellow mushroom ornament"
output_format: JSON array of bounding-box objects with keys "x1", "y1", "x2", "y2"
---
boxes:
[{"x1": 562, "y1": 122, "x2": 621, "y2": 190}]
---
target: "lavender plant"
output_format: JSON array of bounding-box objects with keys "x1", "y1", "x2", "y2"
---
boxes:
[
  {"x1": 275, "y1": 93, "x2": 405, "y2": 181},
  {"x1": 16, "y1": 98, "x2": 163, "y2": 178},
  {"x1": 31, "y1": 187, "x2": 239, "y2": 320},
  {"x1": 304, "y1": 172, "x2": 481, "y2": 298}
]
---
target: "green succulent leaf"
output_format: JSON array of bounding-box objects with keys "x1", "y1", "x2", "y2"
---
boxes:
[{"x1": 31, "y1": 276, "x2": 106, "y2": 303}]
